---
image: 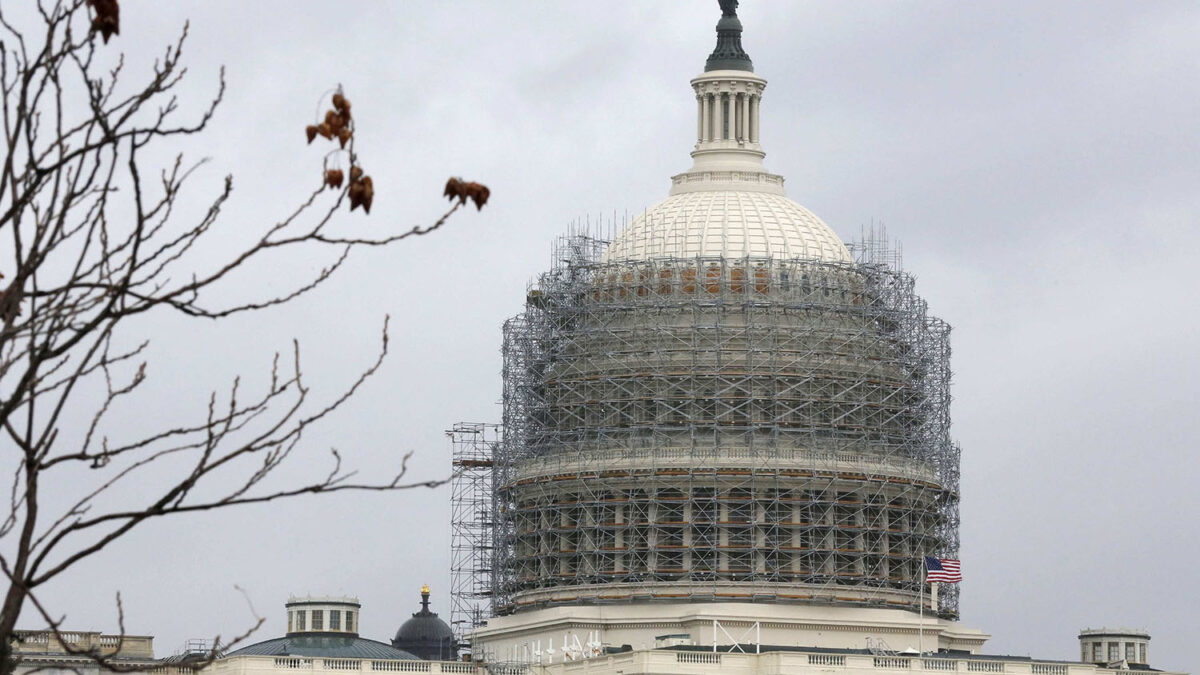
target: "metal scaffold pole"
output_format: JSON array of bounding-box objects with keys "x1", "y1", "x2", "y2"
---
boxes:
[{"x1": 455, "y1": 225, "x2": 961, "y2": 628}]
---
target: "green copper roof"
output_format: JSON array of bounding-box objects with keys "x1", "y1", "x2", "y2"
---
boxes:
[
  {"x1": 225, "y1": 635, "x2": 419, "y2": 660},
  {"x1": 705, "y1": 0, "x2": 753, "y2": 72}
]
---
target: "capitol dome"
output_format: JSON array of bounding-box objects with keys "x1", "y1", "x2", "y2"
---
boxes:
[
  {"x1": 603, "y1": 190, "x2": 852, "y2": 263},
  {"x1": 468, "y1": 0, "x2": 962, "y2": 662}
]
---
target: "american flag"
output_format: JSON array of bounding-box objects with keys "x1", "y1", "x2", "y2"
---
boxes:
[{"x1": 924, "y1": 557, "x2": 962, "y2": 583}]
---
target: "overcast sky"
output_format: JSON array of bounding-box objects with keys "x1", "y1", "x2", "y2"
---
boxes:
[{"x1": 9, "y1": 1, "x2": 1198, "y2": 671}]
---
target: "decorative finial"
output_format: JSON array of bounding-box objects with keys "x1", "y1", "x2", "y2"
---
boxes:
[
  {"x1": 421, "y1": 584, "x2": 430, "y2": 595},
  {"x1": 706, "y1": 0, "x2": 753, "y2": 72},
  {"x1": 419, "y1": 584, "x2": 431, "y2": 613}
]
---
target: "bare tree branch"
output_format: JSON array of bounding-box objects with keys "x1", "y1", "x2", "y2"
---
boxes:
[{"x1": 0, "y1": 4, "x2": 487, "y2": 673}]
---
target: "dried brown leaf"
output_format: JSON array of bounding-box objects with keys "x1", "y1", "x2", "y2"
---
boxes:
[
  {"x1": 305, "y1": 125, "x2": 319, "y2": 144},
  {"x1": 333, "y1": 94, "x2": 351, "y2": 119},
  {"x1": 443, "y1": 177, "x2": 490, "y2": 210},
  {"x1": 463, "y1": 182, "x2": 490, "y2": 211},
  {"x1": 348, "y1": 182, "x2": 365, "y2": 211},
  {"x1": 87, "y1": 0, "x2": 120, "y2": 43},
  {"x1": 0, "y1": 285, "x2": 22, "y2": 325},
  {"x1": 325, "y1": 109, "x2": 344, "y2": 134},
  {"x1": 361, "y1": 176, "x2": 374, "y2": 214},
  {"x1": 443, "y1": 177, "x2": 464, "y2": 204}
]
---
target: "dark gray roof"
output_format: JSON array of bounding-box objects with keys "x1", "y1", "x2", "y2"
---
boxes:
[
  {"x1": 394, "y1": 613, "x2": 453, "y2": 643},
  {"x1": 225, "y1": 635, "x2": 418, "y2": 660}
]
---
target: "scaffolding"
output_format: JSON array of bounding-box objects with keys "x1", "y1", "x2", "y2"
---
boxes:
[
  {"x1": 448, "y1": 423, "x2": 501, "y2": 645},
  {"x1": 461, "y1": 228, "x2": 960, "y2": 627}
]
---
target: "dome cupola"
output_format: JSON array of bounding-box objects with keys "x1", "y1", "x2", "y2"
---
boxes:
[
  {"x1": 286, "y1": 595, "x2": 360, "y2": 636},
  {"x1": 604, "y1": 0, "x2": 852, "y2": 264}
]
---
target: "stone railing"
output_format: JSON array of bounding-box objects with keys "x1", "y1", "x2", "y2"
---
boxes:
[
  {"x1": 10, "y1": 629, "x2": 155, "y2": 658},
  {"x1": 539, "y1": 650, "x2": 1101, "y2": 675},
  {"x1": 223, "y1": 657, "x2": 483, "y2": 674}
]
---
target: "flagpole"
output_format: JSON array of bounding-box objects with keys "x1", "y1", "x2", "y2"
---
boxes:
[{"x1": 919, "y1": 572, "x2": 924, "y2": 656}]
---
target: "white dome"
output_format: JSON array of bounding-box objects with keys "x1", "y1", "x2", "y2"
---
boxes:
[{"x1": 604, "y1": 190, "x2": 853, "y2": 263}]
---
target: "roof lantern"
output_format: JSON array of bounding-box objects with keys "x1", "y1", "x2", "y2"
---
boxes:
[
  {"x1": 1078, "y1": 627, "x2": 1152, "y2": 668},
  {"x1": 285, "y1": 595, "x2": 361, "y2": 637}
]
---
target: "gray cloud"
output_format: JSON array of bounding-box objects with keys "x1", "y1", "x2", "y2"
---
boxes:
[{"x1": 10, "y1": 2, "x2": 1196, "y2": 670}]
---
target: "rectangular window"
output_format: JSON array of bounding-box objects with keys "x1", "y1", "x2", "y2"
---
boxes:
[
  {"x1": 1139, "y1": 644, "x2": 1146, "y2": 664},
  {"x1": 312, "y1": 610, "x2": 324, "y2": 631},
  {"x1": 346, "y1": 612, "x2": 355, "y2": 633},
  {"x1": 1125, "y1": 644, "x2": 1135, "y2": 661},
  {"x1": 1092, "y1": 643, "x2": 1102, "y2": 661},
  {"x1": 1108, "y1": 643, "x2": 1119, "y2": 662},
  {"x1": 330, "y1": 610, "x2": 341, "y2": 631},
  {"x1": 296, "y1": 610, "x2": 306, "y2": 631},
  {"x1": 288, "y1": 612, "x2": 294, "y2": 633}
]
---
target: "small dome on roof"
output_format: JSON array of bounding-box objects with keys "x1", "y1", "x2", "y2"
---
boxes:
[
  {"x1": 392, "y1": 586, "x2": 457, "y2": 661},
  {"x1": 225, "y1": 594, "x2": 419, "y2": 661}
]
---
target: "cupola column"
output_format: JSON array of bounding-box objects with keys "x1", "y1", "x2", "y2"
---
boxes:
[
  {"x1": 734, "y1": 90, "x2": 744, "y2": 140},
  {"x1": 715, "y1": 92, "x2": 725, "y2": 141},
  {"x1": 733, "y1": 92, "x2": 741, "y2": 141},
  {"x1": 731, "y1": 92, "x2": 738, "y2": 141},
  {"x1": 749, "y1": 94, "x2": 759, "y2": 143},
  {"x1": 701, "y1": 94, "x2": 712, "y2": 142}
]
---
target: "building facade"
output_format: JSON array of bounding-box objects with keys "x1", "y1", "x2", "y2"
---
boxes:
[{"x1": 9, "y1": 630, "x2": 159, "y2": 675}]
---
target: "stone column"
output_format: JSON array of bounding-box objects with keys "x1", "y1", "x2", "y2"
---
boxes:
[
  {"x1": 710, "y1": 91, "x2": 720, "y2": 139},
  {"x1": 750, "y1": 94, "x2": 759, "y2": 143},
  {"x1": 741, "y1": 92, "x2": 750, "y2": 141},
  {"x1": 722, "y1": 92, "x2": 731, "y2": 141},
  {"x1": 696, "y1": 95, "x2": 704, "y2": 142},
  {"x1": 733, "y1": 93, "x2": 741, "y2": 141},
  {"x1": 702, "y1": 93, "x2": 712, "y2": 142}
]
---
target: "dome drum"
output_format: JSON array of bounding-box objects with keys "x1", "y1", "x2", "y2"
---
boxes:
[
  {"x1": 496, "y1": 247, "x2": 959, "y2": 619},
  {"x1": 503, "y1": 466, "x2": 952, "y2": 612}
]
